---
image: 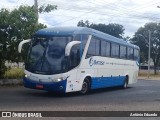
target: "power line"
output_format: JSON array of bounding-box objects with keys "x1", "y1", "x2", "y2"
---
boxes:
[
  {"x1": 49, "y1": 7, "x2": 160, "y2": 20},
  {"x1": 51, "y1": 0, "x2": 160, "y2": 21},
  {"x1": 46, "y1": 0, "x2": 160, "y2": 17},
  {"x1": 38, "y1": 0, "x2": 160, "y2": 24},
  {"x1": 84, "y1": 0, "x2": 160, "y2": 17},
  {"x1": 92, "y1": 0, "x2": 157, "y2": 12},
  {"x1": 38, "y1": 0, "x2": 160, "y2": 26},
  {"x1": 51, "y1": 9, "x2": 99, "y2": 26}
]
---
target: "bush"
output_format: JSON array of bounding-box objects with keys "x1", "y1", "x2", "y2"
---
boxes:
[
  {"x1": 4, "y1": 68, "x2": 24, "y2": 79},
  {"x1": 0, "y1": 60, "x2": 6, "y2": 79}
]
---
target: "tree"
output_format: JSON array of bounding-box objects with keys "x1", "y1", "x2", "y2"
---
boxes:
[
  {"x1": 123, "y1": 36, "x2": 131, "y2": 42},
  {"x1": 0, "y1": 5, "x2": 57, "y2": 78},
  {"x1": 77, "y1": 20, "x2": 90, "y2": 27},
  {"x1": 131, "y1": 22, "x2": 160, "y2": 74},
  {"x1": 0, "y1": 6, "x2": 46, "y2": 63},
  {"x1": 77, "y1": 20, "x2": 125, "y2": 39},
  {"x1": 38, "y1": 4, "x2": 57, "y2": 13},
  {"x1": 0, "y1": 9, "x2": 11, "y2": 77}
]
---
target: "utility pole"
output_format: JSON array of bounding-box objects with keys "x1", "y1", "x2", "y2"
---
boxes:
[
  {"x1": 34, "y1": 0, "x2": 39, "y2": 23},
  {"x1": 137, "y1": 31, "x2": 151, "y2": 78},
  {"x1": 148, "y1": 30, "x2": 151, "y2": 78}
]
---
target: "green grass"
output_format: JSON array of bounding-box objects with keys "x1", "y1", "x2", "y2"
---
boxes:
[{"x1": 4, "y1": 68, "x2": 24, "y2": 79}]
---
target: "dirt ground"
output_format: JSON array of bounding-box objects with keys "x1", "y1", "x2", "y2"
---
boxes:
[{"x1": 138, "y1": 69, "x2": 160, "y2": 80}]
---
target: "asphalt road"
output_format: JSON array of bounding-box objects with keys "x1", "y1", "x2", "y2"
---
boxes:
[{"x1": 0, "y1": 79, "x2": 160, "y2": 119}]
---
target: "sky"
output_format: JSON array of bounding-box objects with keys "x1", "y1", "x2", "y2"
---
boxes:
[{"x1": 1, "y1": 0, "x2": 160, "y2": 37}]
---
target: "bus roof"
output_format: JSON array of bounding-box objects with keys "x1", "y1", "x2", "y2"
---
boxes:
[{"x1": 35, "y1": 27, "x2": 139, "y2": 49}]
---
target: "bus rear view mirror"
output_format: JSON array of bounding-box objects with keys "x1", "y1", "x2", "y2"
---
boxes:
[
  {"x1": 65, "y1": 41, "x2": 81, "y2": 56},
  {"x1": 18, "y1": 39, "x2": 31, "y2": 53}
]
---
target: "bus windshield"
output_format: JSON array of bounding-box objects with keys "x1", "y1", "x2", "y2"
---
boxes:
[{"x1": 25, "y1": 36, "x2": 72, "y2": 75}]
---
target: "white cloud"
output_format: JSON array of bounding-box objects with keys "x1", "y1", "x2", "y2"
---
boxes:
[{"x1": 1, "y1": 0, "x2": 160, "y2": 37}]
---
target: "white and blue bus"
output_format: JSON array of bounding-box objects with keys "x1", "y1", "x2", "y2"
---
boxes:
[{"x1": 18, "y1": 27, "x2": 140, "y2": 94}]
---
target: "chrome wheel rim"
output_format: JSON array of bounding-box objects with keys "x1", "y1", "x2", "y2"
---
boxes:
[
  {"x1": 81, "y1": 82, "x2": 88, "y2": 94},
  {"x1": 124, "y1": 81, "x2": 127, "y2": 88}
]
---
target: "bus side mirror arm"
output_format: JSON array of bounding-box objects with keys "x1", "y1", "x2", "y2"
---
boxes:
[
  {"x1": 18, "y1": 39, "x2": 31, "y2": 53},
  {"x1": 65, "y1": 41, "x2": 81, "y2": 56}
]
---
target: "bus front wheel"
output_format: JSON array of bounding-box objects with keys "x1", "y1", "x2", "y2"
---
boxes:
[{"x1": 80, "y1": 78, "x2": 90, "y2": 95}]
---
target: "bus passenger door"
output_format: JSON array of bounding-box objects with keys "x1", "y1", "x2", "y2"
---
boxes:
[{"x1": 66, "y1": 44, "x2": 81, "y2": 92}]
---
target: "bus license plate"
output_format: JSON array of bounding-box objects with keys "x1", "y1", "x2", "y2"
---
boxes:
[{"x1": 36, "y1": 84, "x2": 44, "y2": 89}]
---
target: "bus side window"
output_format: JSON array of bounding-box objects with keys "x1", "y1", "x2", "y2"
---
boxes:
[
  {"x1": 95, "y1": 39, "x2": 100, "y2": 56},
  {"x1": 101, "y1": 41, "x2": 110, "y2": 57},
  {"x1": 74, "y1": 34, "x2": 89, "y2": 57},
  {"x1": 101, "y1": 40, "x2": 106, "y2": 56},
  {"x1": 134, "y1": 49, "x2": 139, "y2": 61},
  {"x1": 106, "y1": 42, "x2": 111, "y2": 57},
  {"x1": 111, "y1": 43, "x2": 119, "y2": 58},
  {"x1": 127, "y1": 47, "x2": 134, "y2": 60},
  {"x1": 120, "y1": 45, "x2": 127, "y2": 59},
  {"x1": 86, "y1": 37, "x2": 100, "y2": 58}
]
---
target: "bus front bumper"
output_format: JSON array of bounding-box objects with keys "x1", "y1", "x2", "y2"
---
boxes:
[{"x1": 23, "y1": 77, "x2": 67, "y2": 93}]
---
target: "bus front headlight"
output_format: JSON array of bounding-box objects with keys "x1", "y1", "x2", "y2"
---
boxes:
[
  {"x1": 56, "y1": 78, "x2": 62, "y2": 82},
  {"x1": 53, "y1": 77, "x2": 66, "y2": 82}
]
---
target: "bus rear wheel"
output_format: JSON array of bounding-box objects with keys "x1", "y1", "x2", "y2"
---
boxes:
[
  {"x1": 80, "y1": 78, "x2": 90, "y2": 95},
  {"x1": 122, "y1": 76, "x2": 128, "y2": 89}
]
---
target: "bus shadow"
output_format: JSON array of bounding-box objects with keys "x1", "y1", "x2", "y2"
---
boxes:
[
  {"x1": 24, "y1": 86, "x2": 133, "y2": 98},
  {"x1": 46, "y1": 86, "x2": 133, "y2": 97},
  {"x1": 23, "y1": 89, "x2": 79, "y2": 98},
  {"x1": 88, "y1": 86, "x2": 132, "y2": 95}
]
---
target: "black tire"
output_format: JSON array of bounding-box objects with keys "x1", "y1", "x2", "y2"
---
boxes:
[
  {"x1": 122, "y1": 76, "x2": 128, "y2": 89},
  {"x1": 80, "y1": 78, "x2": 90, "y2": 95}
]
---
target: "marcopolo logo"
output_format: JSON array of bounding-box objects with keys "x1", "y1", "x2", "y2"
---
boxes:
[{"x1": 89, "y1": 57, "x2": 105, "y2": 66}]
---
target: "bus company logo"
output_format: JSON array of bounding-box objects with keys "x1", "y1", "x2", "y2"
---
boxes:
[
  {"x1": 89, "y1": 57, "x2": 105, "y2": 66},
  {"x1": 89, "y1": 57, "x2": 94, "y2": 66}
]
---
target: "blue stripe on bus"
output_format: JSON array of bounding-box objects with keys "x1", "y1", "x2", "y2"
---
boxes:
[
  {"x1": 91, "y1": 76, "x2": 126, "y2": 89},
  {"x1": 23, "y1": 77, "x2": 67, "y2": 93}
]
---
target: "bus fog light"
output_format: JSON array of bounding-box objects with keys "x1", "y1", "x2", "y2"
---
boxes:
[
  {"x1": 59, "y1": 86, "x2": 63, "y2": 89},
  {"x1": 25, "y1": 74, "x2": 28, "y2": 78}
]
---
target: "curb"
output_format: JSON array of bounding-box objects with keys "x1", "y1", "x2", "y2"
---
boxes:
[{"x1": 0, "y1": 79, "x2": 23, "y2": 86}]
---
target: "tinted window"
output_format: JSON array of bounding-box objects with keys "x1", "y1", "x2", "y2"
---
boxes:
[
  {"x1": 30, "y1": 39, "x2": 46, "y2": 63},
  {"x1": 95, "y1": 39, "x2": 100, "y2": 55},
  {"x1": 87, "y1": 38, "x2": 96, "y2": 56},
  {"x1": 74, "y1": 34, "x2": 89, "y2": 57},
  {"x1": 44, "y1": 37, "x2": 70, "y2": 72},
  {"x1": 127, "y1": 47, "x2": 134, "y2": 60},
  {"x1": 106, "y1": 42, "x2": 111, "y2": 56},
  {"x1": 69, "y1": 44, "x2": 80, "y2": 69},
  {"x1": 26, "y1": 36, "x2": 72, "y2": 75},
  {"x1": 101, "y1": 40, "x2": 106, "y2": 56},
  {"x1": 120, "y1": 45, "x2": 127, "y2": 58},
  {"x1": 134, "y1": 49, "x2": 139, "y2": 60},
  {"x1": 111, "y1": 43, "x2": 119, "y2": 58},
  {"x1": 87, "y1": 37, "x2": 100, "y2": 57},
  {"x1": 101, "y1": 40, "x2": 110, "y2": 57}
]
